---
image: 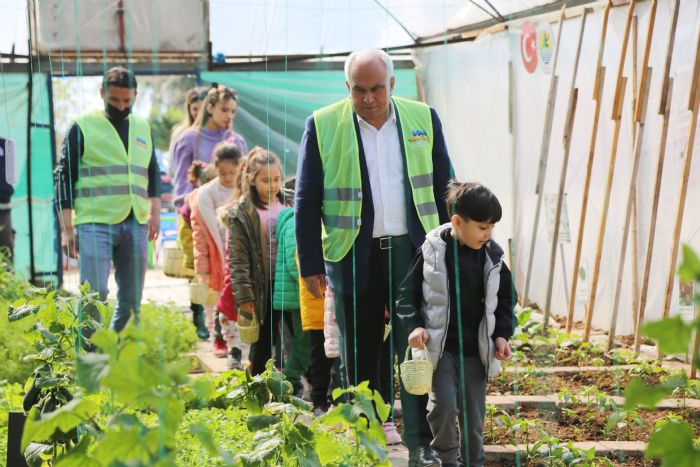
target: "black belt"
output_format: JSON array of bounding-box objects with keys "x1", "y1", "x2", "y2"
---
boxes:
[{"x1": 373, "y1": 234, "x2": 409, "y2": 250}]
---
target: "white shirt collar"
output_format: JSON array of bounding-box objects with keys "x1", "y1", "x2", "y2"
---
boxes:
[{"x1": 356, "y1": 100, "x2": 396, "y2": 129}]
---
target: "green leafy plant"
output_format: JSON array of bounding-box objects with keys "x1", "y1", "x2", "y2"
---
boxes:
[
  {"x1": 0, "y1": 249, "x2": 35, "y2": 384},
  {"x1": 632, "y1": 244, "x2": 700, "y2": 466},
  {"x1": 485, "y1": 404, "x2": 509, "y2": 443},
  {"x1": 7, "y1": 283, "x2": 105, "y2": 464},
  {"x1": 318, "y1": 381, "x2": 391, "y2": 466}
]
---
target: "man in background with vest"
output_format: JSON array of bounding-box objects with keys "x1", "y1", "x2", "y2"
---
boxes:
[
  {"x1": 55, "y1": 66, "x2": 161, "y2": 333},
  {"x1": 295, "y1": 49, "x2": 452, "y2": 466}
]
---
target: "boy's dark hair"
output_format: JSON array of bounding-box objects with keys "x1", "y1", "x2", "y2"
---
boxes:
[
  {"x1": 103, "y1": 66, "x2": 137, "y2": 90},
  {"x1": 445, "y1": 180, "x2": 502, "y2": 223}
]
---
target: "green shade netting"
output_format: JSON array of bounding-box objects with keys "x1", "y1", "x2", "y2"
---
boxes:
[
  {"x1": 0, "y1": 72, "x2": 57, "y2": 283},
  {"x1": 200, "y1": 69, "x2": 417, "y2": 174}
]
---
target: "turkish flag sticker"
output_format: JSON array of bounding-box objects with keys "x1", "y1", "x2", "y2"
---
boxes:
[{"x1": 521, "y1": 21, "x2": 538, "y2": 74}]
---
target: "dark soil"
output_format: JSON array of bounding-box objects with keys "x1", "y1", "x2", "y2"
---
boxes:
[
  {"x1": 483, "y1": 406, "x2": 700, "y2": 445},
  {"x1": 514, "y1": 343, "x2": 630, "y2": 367},
  {"x1": 485, "y1": 456, "x2": 659, "y2": 467},
  {"x1": 488, "y1": 369, "x2": 678, "y2": 397}
]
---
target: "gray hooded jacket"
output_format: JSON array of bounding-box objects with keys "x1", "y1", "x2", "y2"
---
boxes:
[{"x1": 401, "y1": 223, "x2": 509, "y2": 378}]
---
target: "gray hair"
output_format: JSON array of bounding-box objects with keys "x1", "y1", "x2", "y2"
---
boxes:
[{"x1": 344, "y1": 49, "x2": 394, "y2": 83}]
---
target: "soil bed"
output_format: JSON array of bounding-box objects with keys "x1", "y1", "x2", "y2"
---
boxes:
[
  {"x1": 485, "y1": 456, "x2": 658, "y2": 467},
  {"x1": 489, "y1": 369, "x2": 682, "y2": 397},
  {"x1": 483, "y1": 406, "x2": 700, "y2": 445}
]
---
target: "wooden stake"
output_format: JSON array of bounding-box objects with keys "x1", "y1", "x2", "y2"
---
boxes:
[
  {"x1": 543, "y1": 9, "x2": 589, "y2": 334},
  {"x1": 608, "y1": 0, "x2": 657, "y2": 351},
  {"x1": 636, "y1": 0, "x2": 680, "y2": 354},
  {"x1": 583, "y1": 0, "x2": 636, "y2": 343},
  {"x1": 692, "y1": 304, "x2": 699, "y2": 379},
  {"x1": 566, "y1": 1, "x2": 612, "y2": 333},
  {"x1": 630, "y1": 15, "x2": 641, "y2": 335},
  {"x1": 658, "y1": 27, "x2": 700, "y2": 357},
  {"x1": 521, "y1": 5, "x2": 567, "y2": 308}
]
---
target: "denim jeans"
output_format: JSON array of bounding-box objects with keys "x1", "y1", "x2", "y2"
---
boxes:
[{"x1": 77, "y1": 217, "x2": 148, "y2": 333}]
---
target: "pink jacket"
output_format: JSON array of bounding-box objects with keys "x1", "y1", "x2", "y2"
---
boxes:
[{"x1": 191, "y1": 196, "x2": 225, "y2": 292}]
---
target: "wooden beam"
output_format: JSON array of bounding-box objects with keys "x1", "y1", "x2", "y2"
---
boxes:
[
  {"x1": 583, "y1": 0, "x2": 636, "y2": 343},
  {"x1": 566, "y1": 0, "x2": 612, "y2": 333},
  {"x1": 658, "y1": 26, "x2": 700, "y2": 356},
  {"x1": 608, "y1": 0, "x2": 657, "y2": 351},
  {"x1": 543, "y1": 9, "x2": 590, "y2": 333},
  {"x1": 521, "y1": 5, "x2": 567, "y2": 308},
  {"x1": 636, "y1": 0, "x2": 680, "y2": 354}
]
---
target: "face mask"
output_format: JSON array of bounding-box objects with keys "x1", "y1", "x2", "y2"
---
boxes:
[{"x1": 105, "y1": 102, "x2": 131, "y2": 120}]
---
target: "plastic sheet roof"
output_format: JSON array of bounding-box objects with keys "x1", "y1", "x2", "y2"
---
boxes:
[
  {"x1": 1, "y1": 0, "x2": 566, "y2": 57},
  {"x1": 211, "y1": 0, "x2": 561, "y2": 56}
]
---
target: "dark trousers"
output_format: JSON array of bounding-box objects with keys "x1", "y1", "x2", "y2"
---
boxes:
[
  {"x1": 308, "y1": 330, "x2": 334, "y2": 407},
  {"x1": 249, "y1": 298, "x2": 293, "y2": 376},
  {"x1": 0, "y1": 208, "x2": 14, "y2": 262},
  {"x1": 335, "y1": 234, "x2": 432, "y2": 450}
]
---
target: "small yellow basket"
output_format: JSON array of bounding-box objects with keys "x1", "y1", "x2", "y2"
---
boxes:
[
  {"x1": 188, "y1": 280, "x2": 208, "y2": 305},
  {"x1": 163, "y1": 247, "x2": 184, "y2": 277},
  {"x1": 206, "y1": 288, "x2": 220, "y2": 305},
  {"x1": 237, "y1": 310, "x2": 260, "y2": 344},
  {"x1": 399, "y1": 347, "x2": 433, "y2": 395}
]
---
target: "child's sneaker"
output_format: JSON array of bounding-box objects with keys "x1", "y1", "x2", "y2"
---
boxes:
[
  {"x1": 382, "y1": 421, "x2": 402, "y2": 445},
  {"x1": 212, "y1": 338, "x2": 228, "y2": 358},
  {"x1": 227, "y1": 347, "x2": 244, "y2": 370}
]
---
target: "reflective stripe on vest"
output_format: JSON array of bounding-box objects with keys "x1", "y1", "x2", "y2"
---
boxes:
[
  {"x1": 74, "y1": 110, "x2": 152, "y2": 225},
  {"x1": 313, "y1": 96, "x2": 438, "y2": 262}
]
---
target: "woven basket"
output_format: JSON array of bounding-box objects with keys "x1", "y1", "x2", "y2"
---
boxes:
[
  {"x1": 180, "y1": 267, "x2": 195, "y2": 279},
  {"x1": 206, "y1": 288, "x2": 220, "y2": 305},
  {"x1": 400, "y1": 347, "x2": 433, "y2": 395},
  {"x1": 237, "y1": 310, "x2": 260, "y2": 344},
  {"x1": 163, "y1": 247, "x2": 184, "y2": 277},
  {"x1": 188, "y1": 281, "x2": 208, "y2": 305},
  {"x1": 383, "y1": 323, "x2": 391, "y2": 342}
]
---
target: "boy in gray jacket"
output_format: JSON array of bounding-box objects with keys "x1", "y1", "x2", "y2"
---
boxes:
[{"x1": 396, "y1": 181, "x2": 515, "y2": 467}]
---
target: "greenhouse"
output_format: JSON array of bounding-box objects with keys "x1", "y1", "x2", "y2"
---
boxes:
[{"x1": 0, "y1": 0, "x2": 698, "y2": 465}]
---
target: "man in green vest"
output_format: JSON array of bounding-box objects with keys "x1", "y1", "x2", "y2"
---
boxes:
[
  {"x1": 295, "y1": 49, "x2": 452, "y2": 466},
  {"x1": 54, "y1": 66, "x2": 161, "y2": 334}
]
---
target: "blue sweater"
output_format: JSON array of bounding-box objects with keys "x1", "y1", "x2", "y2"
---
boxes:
[{"x1": 295, "y1": 101, "x2": 453, "y2": 295}]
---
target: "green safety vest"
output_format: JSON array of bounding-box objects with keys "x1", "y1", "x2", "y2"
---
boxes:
[
  {"x1": 74, "y1": 110, "x2": 152, "y2": 225},
  {"x1": 313, "y1": 96, "x2": 439, "y2": 262}
]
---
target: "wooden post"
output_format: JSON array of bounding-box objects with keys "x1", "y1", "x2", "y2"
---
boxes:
[
  {"x1": 521, "y1": 5, "x2": 567, "y2": 308},
  {"x1": 657, "y1": 27, "x2": 700, "y2": 357},
  {"x1": 630, "y1": 15, "x2": 642, "y2": 335},
  {"x1": 583, "y1": 0, "x2": 636, "y2": 343},
  {"x1": 566, "y1": 1, "x2": 612, "y2": 333},
  {"x1": 692, "y1": 304, "x2": 699, "y2": 379},
  {"x1": 635, "y1": 0, "x2": 680, "y2": 354},
  {"x1": 608, "y1": 0, "x2": 657, "y2": 351},
  {"x1": 543, "y1": 9, "x2": 589, "y2": 334}
]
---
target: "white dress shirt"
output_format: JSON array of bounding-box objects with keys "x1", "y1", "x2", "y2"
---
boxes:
[{"x1": 357, "y1": 105, "x2": 408, "y2": 237}]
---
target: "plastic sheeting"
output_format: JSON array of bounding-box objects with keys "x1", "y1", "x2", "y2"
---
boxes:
[
  {"x1": 415, "y1": 0, "x2": 700, "y2": 335},
  {"x1": 200, "y1": 69, "x2": 418, "y2": 173},
  {"x1": 3, "y1": 1, "x2": 565, "y2": 57},
  {"x1": 32, "y1": 0, "x2": 208, "y2": 54},
  {"x1": 208, "y1": 0, "x2": 559, "y2": 56},
  {"x1": 0, "y1": 72, "x2": 58, "y2": 282}
]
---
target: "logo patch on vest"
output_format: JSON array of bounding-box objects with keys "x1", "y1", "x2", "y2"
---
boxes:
[
  {"x1": 135, "y1": 137, "x2": 148, "y2": 147},
  {"x1": 409, "y1": 129, "x2": 430, "y2": 143}
]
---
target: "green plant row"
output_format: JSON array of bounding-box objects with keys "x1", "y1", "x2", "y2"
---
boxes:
[{"x1": 3, "y1": 279, "x2": 391, "y2": 466}]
